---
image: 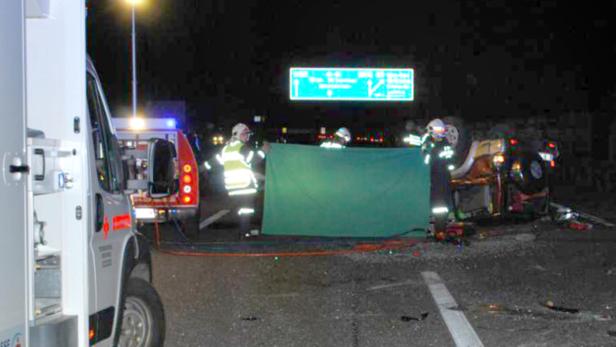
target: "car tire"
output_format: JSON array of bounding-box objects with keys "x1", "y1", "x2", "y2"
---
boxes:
[
  {"x1": 443, "y1": 116, "x2": 472, "y2": 168},
  {"x1": 118, "y1": 278, "x2": 165, "y2": 347},
  {"x1": 514, "y1": 152, "x2": 548, "y2": 195}
]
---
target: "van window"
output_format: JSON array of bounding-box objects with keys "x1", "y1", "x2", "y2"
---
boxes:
[{"x1": 87, "y1": 73, "x2": 121, "y2": 192}]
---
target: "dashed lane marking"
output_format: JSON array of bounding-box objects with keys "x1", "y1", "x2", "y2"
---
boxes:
[{"x1": 422, "y1": 271, "x2": 484, "y2": 347}]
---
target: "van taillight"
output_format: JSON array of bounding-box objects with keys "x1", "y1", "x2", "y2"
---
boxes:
[{"x1": 180, "y1": 164, "x2": 196, "y2": 205}]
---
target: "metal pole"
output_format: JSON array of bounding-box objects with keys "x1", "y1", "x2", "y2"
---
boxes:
[{"x1": 131, "y1": 5, "x2": 137, "y2": 117}]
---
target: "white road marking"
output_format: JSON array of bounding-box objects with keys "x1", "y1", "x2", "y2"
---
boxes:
[
  {"x1": 422, "y1": 271, "x2": 484, "y2": 347},
  {"x1": 366, "y1": 279, "x2": 417, "y2": 291},
  {"x1": 199, "y1": 209, "x2": 230, "y2": 230}
]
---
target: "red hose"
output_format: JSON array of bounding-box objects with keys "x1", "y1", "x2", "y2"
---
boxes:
[
  {"x1": 152, "y1": 221, "x2": 421, "y2": 257},
  {"x1": 156, "y1": 243, "x2": 418, "y2": 257}
]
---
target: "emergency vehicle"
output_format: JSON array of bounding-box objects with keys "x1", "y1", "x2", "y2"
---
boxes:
[
  {"x1": 111, "y1": 118, "x2": 201, "y2": 238},
  {"x1": 1, "y1": 1, "x2": 169, "y2": 346}
]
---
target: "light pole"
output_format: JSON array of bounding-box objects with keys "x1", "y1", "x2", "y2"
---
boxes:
[{"x1": 127, "y1": 0, "x2": 142, "y2": 118}]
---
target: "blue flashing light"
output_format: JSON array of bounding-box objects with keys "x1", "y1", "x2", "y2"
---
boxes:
[{"x1": 165, "y1": 119, "x2": 177, "y2": 129}]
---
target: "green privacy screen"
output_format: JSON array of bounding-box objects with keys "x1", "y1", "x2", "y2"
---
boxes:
[{"x1": 262, "y1": 144, "x2": 430, "y2": 238}]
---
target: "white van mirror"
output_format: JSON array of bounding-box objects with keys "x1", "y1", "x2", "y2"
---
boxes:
[{"x1": 147, "y1": 139, "x2": 178, "y2": 198}]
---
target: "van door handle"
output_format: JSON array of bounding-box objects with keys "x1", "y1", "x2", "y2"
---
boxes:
[
  {"x1": 9, "y1": 164, "x2": 30, "y2": 174},
  {"x1": 95, "y1": 193, "x2": 104, "y2": 232}
]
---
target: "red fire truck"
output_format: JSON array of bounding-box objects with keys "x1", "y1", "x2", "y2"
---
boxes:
[{"x1": 112, "y1": 117, "x2": 201, "y2": 238}]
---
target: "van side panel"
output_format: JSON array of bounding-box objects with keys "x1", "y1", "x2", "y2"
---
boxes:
[
  {"x1": 0, "y1": 0, "x2": 28, "y2": 344},
  {"x1": 26, "y1": 1, "x2": 90, "y2": 346}
]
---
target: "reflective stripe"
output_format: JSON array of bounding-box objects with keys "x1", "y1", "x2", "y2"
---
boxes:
[
  {"x1": 432, "y1": 206, "x2": 449, "y2": 214},
  {"x1": 204, "y1": 161, "x2": 212, "y2": 170},
  {"x1": 439, "y1": 148, "x2": 454, "y2": 159},
  {"x1": 238, "y1": 207, "x2": 255, "y2": 215},
  {"x1": 224, "y1": 170, "x2": 255, "y2": 190},
  {"x1": 229, "y1": 188, "x2": 257, "y2": 196},
  {"x1": 246, "y1": 150, "x2": 255, "y2": 164},
  {"x1": 321, "y1": 142, "x2": 344, "y2": 149},
  {"x1": 224, "y1": 169, "x2": 254, "y2": 179},
  {"x1": 538, "y1": 152, "x2": 554, "y2": 161},
  {"x1": 215, "y1": 154, "x2": 223, "y2": 165},
  {"x1": 257, "y1": 150, "x2": 266, "y2": 159},
  {"x1": 424, "y1": 154, "x2": 431, "y2": 165},
  {"x1": 448, "y1": 165, "x2": 455, "y2": 171},
  {"x1": 221, "y1": 151, "x2": 246, "y2": 162},
  {"x1": 404, "y1": 134, "x2": 422, "y2": 146}
]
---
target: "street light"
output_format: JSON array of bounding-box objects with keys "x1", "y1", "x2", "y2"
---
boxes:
[{"x1": 126, "y1": 0, "x2": 143, "y2": 118}]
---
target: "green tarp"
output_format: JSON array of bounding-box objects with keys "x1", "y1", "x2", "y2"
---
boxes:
[{"x1": 262, "y1": 144, "x2": 430, "y2": 238}]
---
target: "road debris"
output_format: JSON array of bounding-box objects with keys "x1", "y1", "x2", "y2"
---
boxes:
[
  {"x1": 551, "y1": 204, "x2": 578, "y2": 222},
  {"x1": 568, "y1": 220, "x2": 593, "y2": 231},
  {"x1": 531, "y1": 265, "x2": 547, "y2": 271},
  {"x1": 400, "y1": 312, "x2": 429, "y2": 322},
  {"x1": 551, "y1": 202, "x2": 615, "y2": 228},
  {"x1": 542, "y1": 300, "x2": 579, "y2": 314},
  {"x1": 476, "y1": 303, "x2": 611, "y2": 322},
  {"x1": 240, "y1": 316, "x2": 259, "y2": 321}
]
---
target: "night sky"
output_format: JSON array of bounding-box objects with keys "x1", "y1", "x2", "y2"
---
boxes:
[{"x1": 87, "y1": 0, "x2": 616, "y2": 130}]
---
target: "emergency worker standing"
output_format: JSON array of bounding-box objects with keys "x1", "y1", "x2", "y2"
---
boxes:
[
  {"x1": 217, "y1": 123, "x2": 267, "y2": 237},
  {"x1": 422, "y1": 118, "x2": 455, "y2": 237},
  {"x1": 321, "y1": 127, "x2": 351, "y2": 148}
]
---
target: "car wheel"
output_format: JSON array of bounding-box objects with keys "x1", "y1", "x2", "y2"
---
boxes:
[
  {"x1": 443, "y1": 117, "x2": 472, "y2": 168},
  {"x1": 118, "y1": 278, "x2": 165, "y2": 347},
  {"x1": 513, "y1": 152, "x2": 548, "y2": 195}
]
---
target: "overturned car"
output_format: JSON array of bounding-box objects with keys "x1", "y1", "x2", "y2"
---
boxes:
[{"x1": 446, "y1": 121, "x2": 559, "y2": 220}]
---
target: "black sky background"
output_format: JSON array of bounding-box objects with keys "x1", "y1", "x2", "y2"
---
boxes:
[{"x1": 87, "y1": 0, "x2": 616, "y2": 130}]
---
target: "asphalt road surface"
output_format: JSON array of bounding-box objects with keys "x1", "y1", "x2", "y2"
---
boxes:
[{"x1": 148, "y1": 192, "x2": 616, "y2": 346}]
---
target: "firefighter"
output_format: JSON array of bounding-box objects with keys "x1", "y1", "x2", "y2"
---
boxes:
[
  {"x1": 422, "y1": 118, "x2": 455, "y2": 239},
  {"x1": 218, "y1": 123, "x2": 267, "y2": 237},
  {"x1": 321, "y1": 127, "x2": 351, "y2": 148}
]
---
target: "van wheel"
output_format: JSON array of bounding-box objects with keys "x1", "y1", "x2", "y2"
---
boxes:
[{"x1": 118, "y1": 278, "x2": 165, "y2": 347}]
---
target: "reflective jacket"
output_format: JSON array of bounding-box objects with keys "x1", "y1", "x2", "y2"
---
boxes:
[{"x1": 219, "y1": 141, "x2": 258, "y2": 196}]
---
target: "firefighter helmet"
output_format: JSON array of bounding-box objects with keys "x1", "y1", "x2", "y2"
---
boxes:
[
  {"x1": 334, "y1": 127, "x2": 351, "y2": 144},
  {"x1": 231, "y1": 123, "x2": 251, "y2": 141},
  {"x1": 427, "y1": 118, "x2": 447, "y2": 138}
]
